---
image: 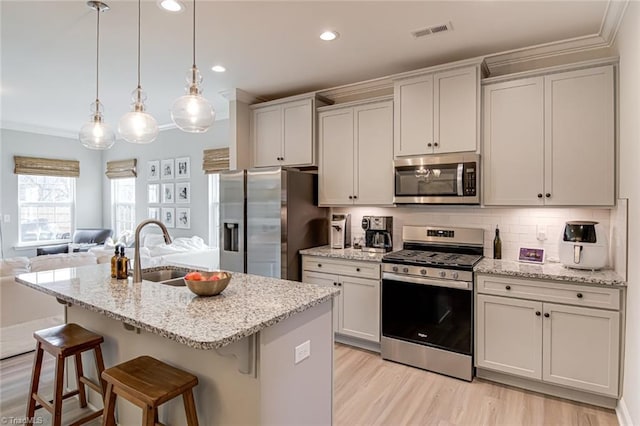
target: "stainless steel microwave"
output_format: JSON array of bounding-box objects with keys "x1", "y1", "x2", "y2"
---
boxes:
[{"x1": 393, "y1": 153, "x2": 479, "y2": 204}]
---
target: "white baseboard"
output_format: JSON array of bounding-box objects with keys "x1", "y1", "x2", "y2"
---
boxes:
[{"x1": 616, "y1": 397, "x2": 633, "y2": 426}]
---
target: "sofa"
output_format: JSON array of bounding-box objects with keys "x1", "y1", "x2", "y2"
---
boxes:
[{"x1": 36, "y1": 228, "x2": 113, "y2": 256}]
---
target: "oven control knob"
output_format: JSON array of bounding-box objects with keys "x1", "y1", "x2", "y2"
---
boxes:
[
  {"x1": 452, "y1": 272, "x2": 459, "y2": 280},
  {"x1": 420, "y1": 269, "x2": 427, "y2": 275},
  {"x1": 392, "y1": 266, "x2": 398, "y2": 272},
  {"x1": 439, "y1": 270, "x2": 446, "y2": 278},
  {"x1": 402, "y1": 267, "x2": 409, "y2": 273}
]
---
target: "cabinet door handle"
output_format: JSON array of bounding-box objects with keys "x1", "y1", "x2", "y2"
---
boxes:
[
  {"x1": 338, "y1": 282, "x2": 342, "y2": 286},
  {"x1": 535, "y1": 311, "x2": 541, "y2": 316},
  {"x1": 545, "y1": 193, "x2": 551, "y2": 198},
  {"x1": 505, "y1": 285, "x2": 511, "y2": 290},
  {"x1": 353, "y1": 195, "x2": 358, "y2": 200},
  {"x1": 317, "y1": 263, "x2": 322, "y2": 268},
  {"x1": 577, "y1": 293, "x2": 583, "y2": 299},
  {"x1": 427, "y1": 143, "x2": 432, "y2": 147},
  {"x1": 356, "y1": 268, "x2": 361, "y2": 272},
  {"x1": 544, "y1": 313, "x2": 550, "y2": 318},
  {"x1": 537, "y1": 193, "x2": 543, "y2": 198},
  {"x1": 434, "y1": 142, "x2": 439, "y2": 147},
  {"x1": 348, "y1": 195, "x2": 353, "y2": 200},
  {"x1": 333, "y1": 282, "x2": 337, "y2": 286}
]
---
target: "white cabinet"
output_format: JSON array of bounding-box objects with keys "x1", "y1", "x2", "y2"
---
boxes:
[
  {"x1": 302, "y1": 256, "x2": 381, "y2": 347},
  {"x1": 483, "y1": 65, "x2": 614, "y2": 206},
  {"x1": 476, "y1": 275, "x2": 621, "y2": 398},
  {"x1": 251, "y1": 96, "x2": 323, "y2": 168},
  {"x1": 318, "y1": 99, "x2": 394, "y2": 206},
  {"x1": 394, "y1": 65, "x2": 478, "y2": 157}
]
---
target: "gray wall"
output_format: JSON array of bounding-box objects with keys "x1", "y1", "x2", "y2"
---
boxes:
[
  {"x1": 0, "y1": 129, "x2": 104, "y2": 258},
  {"x1": 101, "y1": 120, "x2": 229, "y2": 243}
]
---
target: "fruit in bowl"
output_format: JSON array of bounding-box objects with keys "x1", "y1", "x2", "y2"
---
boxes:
[{"x1": 183, "y1": 271, "x2": 231, "y2": 296}]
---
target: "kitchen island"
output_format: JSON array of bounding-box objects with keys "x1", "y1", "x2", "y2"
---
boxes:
[{"x1": 16, "y1": 264, "x2": 338, "y2": 425}]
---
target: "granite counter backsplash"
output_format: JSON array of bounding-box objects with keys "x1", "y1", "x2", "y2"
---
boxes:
[
  {"x1": 300, "y1": 246, "x2": 385, "y2": 263},
  {"x1": 475, "y1": 258, "x2": 625, "y2": 287}
]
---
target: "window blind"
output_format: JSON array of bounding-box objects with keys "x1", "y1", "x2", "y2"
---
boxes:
[
  {"x1": 105, "y1": 159, "x2": 137, "y2": 179},
  {"x1": 202, "y1": 148, "x2": 230, "y2": 174},
  {"x1": 14, "y1": 156, "x2": 80, "y2": 177}
]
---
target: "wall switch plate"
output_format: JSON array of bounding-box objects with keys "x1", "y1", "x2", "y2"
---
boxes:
[
  {"x1": 536, "y1": 224, "x2": 547, "y2": 241},
  {"x1": 294, "y1": 340, "x2": 311, "y2": 364}
]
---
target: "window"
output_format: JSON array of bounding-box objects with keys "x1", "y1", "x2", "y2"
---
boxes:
[
  {"x1": 111, "y1": 178, "x2": 136, "y2": 238},
  {"x1": 18, "y1": 175, "x2": 75, "y2": 244}
]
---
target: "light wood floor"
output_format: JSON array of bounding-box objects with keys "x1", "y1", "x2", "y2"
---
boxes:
[{"x1": 1, "y1": 345, "x2": 619, "y2": 425}]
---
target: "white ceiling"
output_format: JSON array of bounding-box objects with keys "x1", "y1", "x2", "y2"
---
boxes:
[{"x1": 0, "y1": 1, "x2": 616, "y2": 139}]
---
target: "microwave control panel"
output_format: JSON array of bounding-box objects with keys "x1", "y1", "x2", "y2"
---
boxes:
[{"x1": 463, "y1": 163, "x2": 476, "y2": 196}]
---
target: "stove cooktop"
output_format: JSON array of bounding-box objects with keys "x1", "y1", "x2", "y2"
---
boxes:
[{"x1": 382, "y1": 249, "x2": 483, "y2": 269}]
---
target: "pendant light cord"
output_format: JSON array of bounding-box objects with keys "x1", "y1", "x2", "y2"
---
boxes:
[
  {"x1": 192, "y1": 0, "x2": 196, "y2": 68},
  {"x1": 95, "y1": 4, "x2": 100, "y2": 103},
  {"x1": 137, "y1": 0, "x2": 141, "y2": 90}
]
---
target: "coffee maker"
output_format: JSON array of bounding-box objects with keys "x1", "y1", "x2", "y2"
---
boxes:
[
  {"x1": 362, "y1": 216, "x2": 393, "y2": 252},
  {"x1": 330, "y1": 214, "x2": 351, "y2": 249}
]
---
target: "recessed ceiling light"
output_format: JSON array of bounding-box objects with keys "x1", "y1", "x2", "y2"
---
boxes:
[
  {"x1": 158, "y1": 0, "x2": 184, "y2": 12},
  {"x1": 211, "y1": 65, "x2": 226, "y2": 73},
  {"x1": 320, "y1": 31, "x2": 339, "y2": 41}
]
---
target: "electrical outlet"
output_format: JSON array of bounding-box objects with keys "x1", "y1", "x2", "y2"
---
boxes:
[
  {"x1": 536, "y1": 224, "x2": 547, "y2": 241},
  {"x1": 294, "y1": 340, "x2": 311, "y2": 364}
]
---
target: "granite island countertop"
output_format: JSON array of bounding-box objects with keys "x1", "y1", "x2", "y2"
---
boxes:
[
  {"x1": 16, "y1": 264, "x2": 339, "y2": 350},
  {"x1": 300, "y1": 245, "x2": 385, "y2": 262},
  {"x1": 474, "y1": 258, "x2": 626, "y2": 287}
]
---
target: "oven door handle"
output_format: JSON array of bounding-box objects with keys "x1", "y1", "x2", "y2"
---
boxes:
[{"x1": 382, "y1": 272, "x2": 472, "y2": 291}]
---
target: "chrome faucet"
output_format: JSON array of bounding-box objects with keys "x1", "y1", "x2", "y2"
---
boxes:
[{"x1": 133, "y1": 219, "x2": 172, "y2": 283}]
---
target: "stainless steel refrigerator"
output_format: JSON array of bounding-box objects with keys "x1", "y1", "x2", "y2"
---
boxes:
[{"x1": 219, "y1": 167, "x2": 328, "y2": 281}]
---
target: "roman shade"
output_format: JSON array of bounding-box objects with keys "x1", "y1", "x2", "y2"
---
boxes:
[
  {"x1": 202, "y1": 148, "x2": 229, "y2": 174},
  {"x1": 105, "y1": 159, "x2": 137, "y2": 179},
  {"x1": 14, "y1": 156, "x2": 80, "y2": 177}
]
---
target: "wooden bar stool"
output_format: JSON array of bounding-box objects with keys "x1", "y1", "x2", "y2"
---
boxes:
[
  {"x1": 101, "y1": 356, "x2": 199, "y2": 426},
  {"x1": 27, "y1": 323, "x2": 106, "y2": 426}
]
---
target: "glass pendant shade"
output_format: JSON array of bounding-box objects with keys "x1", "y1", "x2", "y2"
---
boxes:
[
  {"x1": 119, "y1": 87, "x2": 159, "y2": 144},
  {"x1": 80, "y1": 101, "x2": 115, "y2": 149},
  {"x1": 171, "y1": 67, "x2": 214, "y2": 132}
]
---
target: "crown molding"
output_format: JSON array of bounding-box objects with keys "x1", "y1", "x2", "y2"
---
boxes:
[
  {"x1": 219, "y1": 88, "x2": 262, "y2": 104},
  {"x1": 0, "y1": 121, "x2": 78, "y2": 140},
  {"x1": 484, "y1": 0, "x2": 629, "y2": 75}
]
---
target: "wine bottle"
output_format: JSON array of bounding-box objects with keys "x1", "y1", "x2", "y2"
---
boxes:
[{"x1": 493, "y1": 225, "x2": 502, "y2": 259}]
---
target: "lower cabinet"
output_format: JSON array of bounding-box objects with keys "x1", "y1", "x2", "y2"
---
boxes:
[
  {"x1": 302, "y1": 256, "x2": 380, "y2": 347},
  {"x1": 476, "y1": 275, "x2": 621, "y2": 398}
]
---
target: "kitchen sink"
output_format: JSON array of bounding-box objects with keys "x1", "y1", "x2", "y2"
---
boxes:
[{"x1": 139, "y1": 267, "x2": 188, "y2": 287}]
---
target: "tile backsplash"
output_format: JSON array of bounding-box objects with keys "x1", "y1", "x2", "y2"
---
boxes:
[{"x1": 332, "y1": 206, "x2": 613, "y2": 264}]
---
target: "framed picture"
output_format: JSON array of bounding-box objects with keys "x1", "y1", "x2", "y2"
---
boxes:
[
  {"x1": 147, "y1": 160, "x2": 160, "y2": 181},
  {"x1": 148, "y1": 207, "x2": 160, "y2": 221},
  {"x1": 519, "y1": 247, "x2": 545, "y2": 264},
  {"x1": 162, "y1": 183, "x2": 175, "y2": 204},
  {"x1": 176, "y1": 207, "x2": 191, "y2": 229},
  {"x1": 161, "y1": 159, "x2": 175, "y2": 180},
  {"x1": 161, "y1": 207, "x2": 175, "y2": 228},
  {"x1": 176, "y1": 182, "x2": 190, "y2": 203},
  {"x1": 147, "y1": 184, "x2": 160, "y2": 204},
  {"x1": 176, "y1": 157, "x2": 190, "y2": 180}
]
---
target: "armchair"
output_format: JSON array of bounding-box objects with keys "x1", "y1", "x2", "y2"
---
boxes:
[{"x1": 36, "y1": 228, "x2": 113, "y2": 256}]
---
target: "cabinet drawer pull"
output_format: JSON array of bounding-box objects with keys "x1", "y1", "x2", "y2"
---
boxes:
[
  {"x1": 505, "y1": 285, "x2": 511, "y2": 290},
  {"x1": 356, "y1": 268, "x2": 361, "y2": 272},
  {"x1": 317, "y1": 263, "x2": 322, "y2": 268},
  {"x1": 535, "y1": 311, "x2": 541, "y2": 316},
  {"x1": 544, "y1": 313, "x2": 550, "y2": 318},
  {"x1": 577, "y1": 293, "x2": 583, "y2": 299}
]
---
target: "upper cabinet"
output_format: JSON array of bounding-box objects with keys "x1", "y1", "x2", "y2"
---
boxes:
[
  {"x1": 319, "y1": 98, "x2": 394, "y2": 206},
  {"x1": 251, "y1": 95, "x2": 328, "y2": 168},
  {"x1": 483, "y1": 65, "x2": 614, "y2": 206},
  {"x1": 394, "y1": 65, "x2": 479, "y2": 157}
]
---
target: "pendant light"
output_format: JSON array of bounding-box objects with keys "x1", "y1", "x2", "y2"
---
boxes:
[
  {"x1": 79, "y1": 1, "x2": 115, "y2": 150},
  {"x1": 170, "y1": 0, "x2": 215, "y2": 133},
  {"x1": 119, "y1": 0, "x2": 159, "y2": 144}
]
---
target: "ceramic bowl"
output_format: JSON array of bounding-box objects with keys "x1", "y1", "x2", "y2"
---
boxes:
[{"x1": 184, "y1": 271, "x2": 232, "y2": 296}]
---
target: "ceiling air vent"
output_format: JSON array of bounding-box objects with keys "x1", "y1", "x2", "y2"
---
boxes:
[{"x1": 411, "y1": 22, "x2": 453, "y2": 39}]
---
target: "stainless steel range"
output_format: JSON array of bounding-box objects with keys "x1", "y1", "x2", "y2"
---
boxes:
[{"x1": 381, "y1": 225, "x2": 484, "y2": 381}]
